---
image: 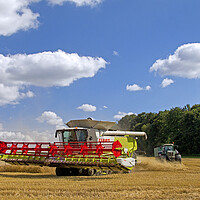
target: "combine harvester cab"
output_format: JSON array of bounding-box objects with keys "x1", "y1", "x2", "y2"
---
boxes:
[{"x1": 0, "y1": 119, "x2": 147, "y2": 176}]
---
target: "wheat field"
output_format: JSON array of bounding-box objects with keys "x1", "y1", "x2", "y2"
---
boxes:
[{"x1": 0, "y1": 157, "x2": 200, "y2": 200}]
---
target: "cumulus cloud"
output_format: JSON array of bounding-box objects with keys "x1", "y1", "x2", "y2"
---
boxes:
[
  {"x1": 145, "y1": 85, "x2": 151, "y2": 91},
  {"x1": 0, "y1": 0, "x2": 40, "y2": 36},
  {"x1": 0, "y1": 129, "x2": 55, "y2": 142},
  {"x1": 0, "y1": 50, "x2": 107, "y2": 106},
  {"x1": 150, "y1": 43, "x2": 200, "y2": 79},
  {"x1": 0, "y1": 121, "x2": 56, "y2": 142},
  {"x1": 0, "y1": 0, "x2": 104, "y2": 37},
  {"x1": 0, "y1": 131, "x2": 25, "y2": 141},
  {"x1": 113, "y1": 51, "x2": 119, "y2": 56},
  {"x1": 48, "y1": 0, "x2": 103, "y2": 7},
  {"x1": 0, "y1": 84, "x2": 35, "y2": 106},
  {"x1": 126, "y1": 84, "x2": 151, "y2": 91},
  {"x1": 0, "y1": 122, "x2": 26, "y2": 141},
  {"x1": 161, "y1": 78, "x2": 174, "y2": 88},
  {"x1": 36, "y1": 111, "x2": 65, "y2": 129},
  {"x1": 77, "y1": 104, "x2": 96, "y2": 112},
  {"x1": 103, "y1": 105, "x2": 108, "y2": 109},
  {"x1": 0, "y1": 50, "x2": 107, "y2": 87},
  {"x1": 114, "y1": 111, "x2": 134, "y2": 120}
]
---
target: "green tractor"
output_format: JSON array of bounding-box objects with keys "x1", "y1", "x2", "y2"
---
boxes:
[{"x1": 154, "y1": 144, "x2": 182, "y2": 163}]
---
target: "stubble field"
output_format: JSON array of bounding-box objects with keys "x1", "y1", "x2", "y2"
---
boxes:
[{"x1": 0, "y1": 157, "x2": 200, "y2": 200}]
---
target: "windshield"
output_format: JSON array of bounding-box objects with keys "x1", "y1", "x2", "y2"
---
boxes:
[
  {"x1": 165, "y1": 146, "x2": 174, "y2": 151},
  {"x1": 76, "y1": 130, "x2": 88, "y2": 142},
  {"x1": 61, "y1": 129, "x2": 88, "y2": 143},
  {"x1": 63, "y1": 130, "x2": 76, "y2": 142}
]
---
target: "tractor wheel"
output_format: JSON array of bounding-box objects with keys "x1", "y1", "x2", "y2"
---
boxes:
[{"x1": 175, "y1": 154, "x2": 182, "y2": 163}]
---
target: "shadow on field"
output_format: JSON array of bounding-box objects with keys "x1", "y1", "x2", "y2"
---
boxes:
[{"x1": 0, "y1": 173, "x2": 113, "y2": 180}]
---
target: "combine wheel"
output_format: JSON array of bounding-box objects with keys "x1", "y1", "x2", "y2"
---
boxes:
[
  {"x1": 87, "y1": 168, "x2": 95, "y2": 176},
  {"x1": 103, "y1": 170, "x2": 112, "y2": 175},
  {"x1": 94, "y1": 170, "x2": 102, "y2": 176},
  {"x1": 71, "y1": 168, "x2": 80, "y2": 176},
  {"x1": 56, "y1": 167, "x2": 66, "y2": 176},
  {"x1": 56, "y1": 167, "x2": 77, "y2": 176}
]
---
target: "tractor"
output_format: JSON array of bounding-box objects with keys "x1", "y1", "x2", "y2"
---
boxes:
[{"x1": 154, "y1": 144, "x2": 182, "y2": 163}]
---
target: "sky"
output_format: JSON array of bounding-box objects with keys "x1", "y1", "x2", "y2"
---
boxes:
[{"x1": 1, "y1": 0, "x2": 200, "y2": 142}]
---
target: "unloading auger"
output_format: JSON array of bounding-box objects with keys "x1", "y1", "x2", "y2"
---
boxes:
[{"x1": 0, "y1": 119, "x2": 147, "y2": 176}]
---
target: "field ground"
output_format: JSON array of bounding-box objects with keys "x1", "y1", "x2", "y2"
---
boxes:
[{"x1": 0, "y1": 157, "x2": 200, "y2": 199}]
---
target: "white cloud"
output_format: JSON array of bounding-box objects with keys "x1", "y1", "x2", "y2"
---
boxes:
[
  {"x1": 0, "y1": 122, "x2": 26, "y2": 141},
  {"x1": 0, "y1": 129, "x2": 55, "y2": 142},
  {"x1": 48, "y1": 0, "x2": 103, "y2": 7},
  {"x1": 113, "y1": 51, "x2": 119, "y2": 56},
  {"x1": 26, "y1": 130, "x2": 55, "y2": 142},
  {"x1": 0, "y1": 0, "x2": 104, "y2": 37},
  {"x1": 0, "y1": 121, "x2": 56, "y2": 142},
  {"x1": 0, "y1": 0, "x2": 40, "y2": 36},
  {"x1": 161, "y1": 78, "x2": 174, "y2": 88},
  {"x1": 0, "y1": 50, "x2": 107, "y2": 106},
  {"x1": 103, "y1": 105, "x2": 108, "y2": 109},
  {"x1": 126, "y1": 84, "x2": 143, "y2": 91},
  {"x1": 114, "y1": 111, "x2": 134, "y2": 120},
  {"x1": 0, "y1": 131, "x2": 25, "y2": 141},
  {"x1": 126, "y1": 84, "x2": 151, "y2": 91},
  {"x1": 77, "y1": 104, "x2": 96, "y2": 112},
  {"x1": 36, "y1": 111, "x2": 65, "y2": 129},
  {"x1": 0, "y1": 84, "x2": 34, "y2": 106},
  {"x1": 145, "y1": 85, "x2": 151, "y2": 91},
  {"x1": 25, "y1": 91, "x2": 35, "y2": 98},
  {"x1": 150, "y1": 43, "x2": 200, "y2": 79}
]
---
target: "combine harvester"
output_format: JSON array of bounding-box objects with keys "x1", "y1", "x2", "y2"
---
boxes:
[{"x1": 0, "y1": 119, "x2": 147, "y2": 176}]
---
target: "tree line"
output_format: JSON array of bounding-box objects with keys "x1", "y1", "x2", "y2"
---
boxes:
[{"x1": 118, "y1": 104, "x2": 200, "y2": 155}]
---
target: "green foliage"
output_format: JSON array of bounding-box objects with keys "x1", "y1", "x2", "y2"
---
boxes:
[{"x1": 118, "y1": 104, "x2": 200, "y2": 155}]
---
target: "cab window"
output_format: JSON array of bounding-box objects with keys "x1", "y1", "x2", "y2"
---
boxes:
[
  {"x1": 63, "y1": 130, "x2": 76, "y2": 142},
  {"x1": 76, "y1": 130, "x2": 88, "y2": 142}
]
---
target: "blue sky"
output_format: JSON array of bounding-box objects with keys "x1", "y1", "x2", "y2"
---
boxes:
[{"x1": 0, "y1": 0, "x2": 200, "y2": 141}]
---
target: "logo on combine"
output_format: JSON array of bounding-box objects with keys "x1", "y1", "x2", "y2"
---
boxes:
[{"x1": 99, "y1": 139, "x2": 110, "y2": 142}]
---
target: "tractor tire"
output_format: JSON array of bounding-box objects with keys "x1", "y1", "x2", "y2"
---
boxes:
[
  {"x1": 175, "y1": 154, "x2": 182, "y2": 163},
  {"x1": 160, "y1": 155, "x2": 167, "y2": 162}
]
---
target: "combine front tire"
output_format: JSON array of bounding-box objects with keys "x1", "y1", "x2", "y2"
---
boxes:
[{"x1": 56, "y1": 167, "x2": 66, "y2": 176}]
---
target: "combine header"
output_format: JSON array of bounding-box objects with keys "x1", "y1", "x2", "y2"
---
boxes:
[{"x1": 0, "y1": 119, "x2": 147, "y2": 176}]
